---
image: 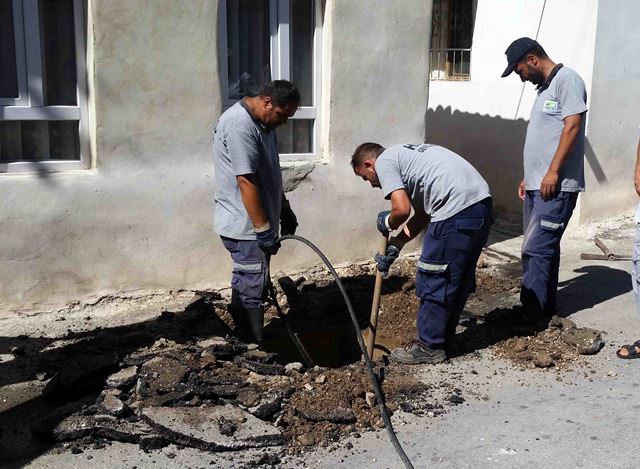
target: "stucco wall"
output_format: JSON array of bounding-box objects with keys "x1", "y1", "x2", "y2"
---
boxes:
[
  {"x1": 579, "y1": 0, "x2": 640, "y2": 223},
  {"x1": 0, "y1": 0, "x2": 431, "y2": 314},
  {"x1": 0, "y1": 0, "x2": 221, "y2": 314},
  {"x1": 269, "y1": 0, "x2": 432, "y2": 279},
  {"x1": 426, "y1": 0, "x2": 597, "y2": 216}
]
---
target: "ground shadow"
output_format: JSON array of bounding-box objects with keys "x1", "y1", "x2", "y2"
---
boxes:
[
  {"x1": 556, "y1": 265, "x2": 631, "y2": 316},
  {"x1": 426, "y1": 105, "x2": 528, "y2": 216},
  {"x1": 0, "y1": 295, "x2": 231, "y2": 465}
]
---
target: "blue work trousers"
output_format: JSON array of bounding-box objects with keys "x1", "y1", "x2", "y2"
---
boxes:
[
  {"x1": 521, "y1": 190, "x2": 578, "y2": 316},
  {"x1": 220, "y1": 236, "x2": 269, "y2": 309},
  {"x1": 416, "y1": 198, "x2": 493, "y2": 347},
  {"x1": 632, "y1": 220, "x2": 640, "y2": 315}
]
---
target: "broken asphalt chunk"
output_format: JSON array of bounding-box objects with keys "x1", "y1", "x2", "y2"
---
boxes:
[
  {"x1": 247, "y1": 391, "x2": 285, "y2": 420},
  {"x1": 139, "y1": 405, "x2": 283, "y2": 451},
  {"x1": 106, "y1": 366, "x2": 138, "y2": 389},
  {"x1": 50, "y1": 414, "x2": 155, "y2": 443},
  {"x1": 137, "y1": 357, "x2": 189, "y2": 397},
  {"x1": 97, "y1": 393, "x2": 127, "y2": 417},
  {"x1": 197, "y1": 336, "x2": 247, "y2": 358},
  {"x1": 562, "y1": 328, "x2": 605, "y2": 355},
  {"x1": 234, "y1": 356, "x2": 285, "y2": 376}
]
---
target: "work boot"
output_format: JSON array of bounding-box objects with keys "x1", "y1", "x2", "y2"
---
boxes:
[
  {"x1": 242, "y1": 307, "x2": 264, "y2": 345},
  {"x1": 389, "y1": 341, "x2": 446, "y2": 365},
  {"x1": 228, "y1": 289, "x2": 242, "y2": 330}
]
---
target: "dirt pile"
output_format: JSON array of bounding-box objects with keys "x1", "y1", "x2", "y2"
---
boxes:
[
  {"x1": 494, "y1": 316, "x2": 604, "y2": 369},
  {"x1": 40, "y1": 334, "x2": 467, "y2": 456}
]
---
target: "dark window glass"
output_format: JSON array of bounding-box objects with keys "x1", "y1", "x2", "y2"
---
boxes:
[
  {"x1": 276, "y1": 119, "x2": 313, "y2": 154},
  {"x1": 0, "y1": 120, "x2": 80, "y2": 161},
  {"x1": 39, "y1": 0, "x2": 77, "y2": 105},
  {"x1": 290, "y1": 0, "x2": 313, "y2": 106},
  {"x1": 0, "y1": 0, "x2": 19, "y2": 98},
  {"x1": 226, "y1": 0, "x2": 270, "y2": 99}
]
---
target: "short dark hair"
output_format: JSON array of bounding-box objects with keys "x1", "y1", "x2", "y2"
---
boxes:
[
  {"x1": 259, "y1": 80, "x2": 301, "y2": 107},
  {"x1": 522, "y1": 44, "x2": 548, "y2": 61},
  {"x1": 351, "y1": 142, "x2": 385, "y2": 169}
]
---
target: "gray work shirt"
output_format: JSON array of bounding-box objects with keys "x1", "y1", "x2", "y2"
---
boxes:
[
  {"x1": 524, "y1": 66, "x2": 588, "y2": 192},
  {"x1": 213, "y1": 101, "x2": 282, "y2": 240},
  {"x1": 376, "y1": 144, "x2": 491, "y2": 222}
]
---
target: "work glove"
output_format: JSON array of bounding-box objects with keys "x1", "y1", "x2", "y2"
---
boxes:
[
  {"x1": 376, "y1": 210, "x2": 392, "y2": 237},
  {"x1": 375, "y1": 245, "x2": 401, "y2": 275},
  {"x1": 280, "y1": 204, "x2": 298, "y2": 236},
  {"x1": 255, "y1": 224, "x2": 280, "y2": 255}
]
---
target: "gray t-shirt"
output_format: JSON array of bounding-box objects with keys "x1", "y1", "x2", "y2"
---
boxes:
[
  {"x1": 376, "y1": 144, "x2": 491, "y2": 222},
  {"x1": 213, "y1": 101, "x2": 282, "y2": 240},
  {"x1": 524, "y1": 66, "x2": 588, "y2": 192}
]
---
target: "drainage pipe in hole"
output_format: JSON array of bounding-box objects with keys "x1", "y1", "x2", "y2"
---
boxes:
[{"x1": 277, "y1": 235, "x2": 415, "y2": 469}]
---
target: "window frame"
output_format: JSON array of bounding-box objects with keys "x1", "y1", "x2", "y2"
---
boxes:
[
  {"x1": 429, "y1": 0, "x2": 474, "y2": 82},
  {"x1": 219, "y1": 0, "x2": 322, "y2": 161},
  {"x1": 0, "y1": 0, "x2": 90, "y2": 173}
]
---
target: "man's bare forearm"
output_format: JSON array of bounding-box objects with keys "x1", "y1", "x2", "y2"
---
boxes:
[
  {"x1": 237, "y1": 174, "x2": 268, "y2": 228},
  {"x1": 548, "y1": 115, "x2": 582, "y2": 174},
  {"x1": 390, "y1": 210, "x2": 429, "y2": 247}
]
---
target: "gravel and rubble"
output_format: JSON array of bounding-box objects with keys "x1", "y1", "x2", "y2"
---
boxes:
[
  {"x1": 1, "y1": 248, "x2": 607, "y2": 464},
  {"x1": 35, "y1": 332, "x2": 455, "y2": 456}
]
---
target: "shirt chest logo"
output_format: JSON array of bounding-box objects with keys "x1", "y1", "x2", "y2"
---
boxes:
[{"x1": 543, "y1": 100, "x2": 559, "y2": 113}]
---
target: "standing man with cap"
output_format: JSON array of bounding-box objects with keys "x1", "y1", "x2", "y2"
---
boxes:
[
  {"x1": 213, "y1": 80, "x2": 300, "y2": 344},
  {"x1": 501, "y1": 38, "x2": 587, "y2": 326},
  {"x1": 352, "y1": 142, "x2": 493, "y2": 364}
]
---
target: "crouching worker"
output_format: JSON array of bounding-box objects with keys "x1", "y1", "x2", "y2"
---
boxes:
[
  {"x1": 213, "y1": 80, "x2": 301, "y2": 344},
  {"x1": 352, "y1": 143, "x2": 493, "y2": 364}
]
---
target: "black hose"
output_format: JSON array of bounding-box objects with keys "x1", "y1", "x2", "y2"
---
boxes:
[{"x1": 278, "y1": 235, "x2": 415, "y2": 469}]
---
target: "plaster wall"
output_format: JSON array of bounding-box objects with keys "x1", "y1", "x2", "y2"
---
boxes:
[
  {"x1": 271, "y1": 0, "x2": 431, "y2": 280},
  {"x1": 426, "y1": 0, "x2": 597, "y2": 216},
  {"x1": 0, "y1": 0, "x2": 431, "y2": 314},
  {"x1": 579, "y1": 0, "x2": 640, "y2": 223},
  {"x1": 0, "y1": 0, "x2": 221, "y2": 314}
]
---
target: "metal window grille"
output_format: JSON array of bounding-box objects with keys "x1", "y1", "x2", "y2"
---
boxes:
[{"x1": 430, "y1": 0, "x2": 474, "y2": 81}]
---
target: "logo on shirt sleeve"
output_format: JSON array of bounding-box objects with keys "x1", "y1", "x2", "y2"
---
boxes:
[{"x1": 542, "y1": 100, "x2": 559, "y2": 113}]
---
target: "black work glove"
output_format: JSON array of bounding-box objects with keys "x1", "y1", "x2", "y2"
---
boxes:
[
  {"x1": 255, "y1": 226, "x2": 280, "y2": 255},
  {"x1": 376, "y1": 210, "x2": 392, "y2": 237},
  {"x1": 280, "y1": 204, "x2": 298, "y2": 236},
  {"x1": 375, "y1": 245, "x2": 401, "y2": 275}
]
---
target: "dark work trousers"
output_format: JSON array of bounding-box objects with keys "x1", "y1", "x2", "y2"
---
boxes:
[
  {"x1": 521, "y1": 190, "x2": 578, "y2": 316},
  {"x1": 416, "y1": 197, "x2": 493, "y2": 348},
  {"x1": 220, "y1": 236, "x2": 270, "y2": 309}
]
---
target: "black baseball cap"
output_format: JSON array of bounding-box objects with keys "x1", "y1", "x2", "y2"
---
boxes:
[{"x1": 501, "y1": 37, "x2": 540, "y2": 77}]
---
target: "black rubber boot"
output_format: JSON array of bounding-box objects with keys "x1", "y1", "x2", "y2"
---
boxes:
[
  {"x1": 228, "y1": 289, "x2": 243, "y2": 332},
  {"x1": 243, "y1": 307, "x2": 264, "y2": 345}
]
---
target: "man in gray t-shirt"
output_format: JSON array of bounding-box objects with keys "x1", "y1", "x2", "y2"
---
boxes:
[
  {"x1": 352, "y1": 143, "x2": 492, "y2": 364},
  {"x1": 213, "y1": 80, "x2": 300, "y2": 344},
  {"x1": 502, "y1": 37, "x2": 587, "y2": 325}
]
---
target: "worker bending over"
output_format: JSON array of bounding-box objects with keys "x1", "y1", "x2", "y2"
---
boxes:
[{"x1": 352, "y1": 143, "x2": 492, "y2": 364}]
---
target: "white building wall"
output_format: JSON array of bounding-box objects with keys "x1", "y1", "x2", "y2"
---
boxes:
[
  {"x1": 427, "y1": 0, "x2": 598, "y2": 215},
  {"x1": 580, "y1": 0, "x2": 640, "y2": 223}
]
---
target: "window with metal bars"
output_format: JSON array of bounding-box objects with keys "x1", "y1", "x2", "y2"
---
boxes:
[{"x1": 429, "y1": 0, "x2": 474, "y2": 81}]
